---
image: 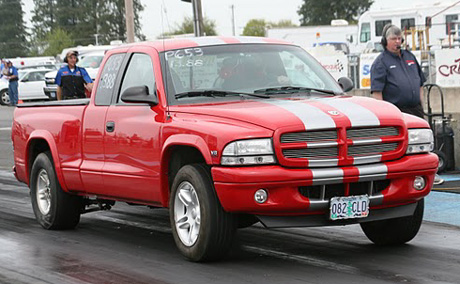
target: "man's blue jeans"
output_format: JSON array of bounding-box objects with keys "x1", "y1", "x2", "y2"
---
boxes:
[{"x1": 8, "y1": 80, "x2": 18, "y2": 105}]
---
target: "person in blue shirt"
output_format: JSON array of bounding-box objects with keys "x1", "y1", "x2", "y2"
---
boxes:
[
  {"x1": 371, "y1": 24, "x2": 444, "y2": 185},
  {"x1": 371, "y1": 24, "x2": 426, "y2": 118},
  {"x1": 5, "y1": 60, "x2": 19, "y2": 106},
  {"x1": 55, "y1": 51, "x2": 93, "y2": 100}
]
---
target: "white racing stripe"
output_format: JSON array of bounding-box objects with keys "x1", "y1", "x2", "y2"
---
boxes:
[
  {"x1": 356, "y1": 164, "x2": 388, "y2": 181},
  {"x1": 266, "y1": 100, "x2": 336, "y2": 130},
  {"x1": 311, "y1": 168, "x2": 344, "y2": 185},
  {"x1": 189, "y1": 37, "x2": 227, "y2": 46},
  {"x1": 320, "y1": 99, "x2": 380, "y2": 127}
]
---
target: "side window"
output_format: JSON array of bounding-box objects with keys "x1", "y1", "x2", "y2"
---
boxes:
[
  {"x1": 119, "y1": 53, "x2": 155, "y2": 104},
  {"x1": 360, "y1": 22, "x2": 371, "y2": 43},
  {"x1": 401, "y1": 18, "x2": 415, "y2": 33},
  {"x1": 446, "y1": 14, "x2": 459, "y2": 35},
  {"x1": 375, "y1": 20, "x2": 391, "y2": 37},
  {"x1": 96, "y1": 53, "x2": 125, "y2": 106}
]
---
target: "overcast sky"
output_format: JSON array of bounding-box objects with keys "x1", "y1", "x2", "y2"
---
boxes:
[{"x1": 21, "y1": 0, "x2": 457, "y2": 41}]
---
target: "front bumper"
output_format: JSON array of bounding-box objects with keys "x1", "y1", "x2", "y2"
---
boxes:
[
  {"x1": 212, "y1": 153, "x2": 438, "y2": 220},
  {"x1": 44, "y1": 85, "x2": 57, "y2": 100}
]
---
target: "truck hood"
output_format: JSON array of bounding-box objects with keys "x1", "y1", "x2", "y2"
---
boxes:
[{"x1": 170, "y1": 95, "x2": 412, "y2": 131}]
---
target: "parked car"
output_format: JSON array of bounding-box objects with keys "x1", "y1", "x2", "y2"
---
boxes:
[
  {"x1": 44, "y1": 51, "x2": 105, "y2": 100},
  {"x1": 0, "y1": 68, "x2": 53, "y2": 105}
]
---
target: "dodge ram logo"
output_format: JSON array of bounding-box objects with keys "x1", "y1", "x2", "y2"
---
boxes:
[{"x1": 327, "y1": 110, "x2": 340, "y2": 116}]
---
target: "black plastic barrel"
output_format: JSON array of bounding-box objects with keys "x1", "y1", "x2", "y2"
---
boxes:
[{"x1": 435, "y1": 123, "x2": 455, "y2": 171}]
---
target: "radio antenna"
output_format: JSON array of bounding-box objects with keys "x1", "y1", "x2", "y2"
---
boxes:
[{"x1": 161, "y1": 2, "x2": 170, "y2": 119}]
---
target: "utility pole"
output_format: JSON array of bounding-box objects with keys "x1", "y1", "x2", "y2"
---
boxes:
[
  {"x1": 125, "y1": 0, "x2": 135, "y2": 43},
  {"x1": 181, "y1": 0, "x2": 204, "y2": 37},
  {"x1": 230, "y1": 5, "x2": 235, "y2": 36}
]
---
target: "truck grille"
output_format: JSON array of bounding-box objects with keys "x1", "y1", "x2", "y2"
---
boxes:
[{"x1": 279, "y1": 126, "x2": 402, "y2": 167}]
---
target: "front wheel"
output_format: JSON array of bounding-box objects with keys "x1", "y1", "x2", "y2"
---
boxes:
[
  {"x1": 360, "y1": 199, "x2": 424, "y2": 245},
  {"x1": 30, "y1": 152, "x2": 83, "y2": 230},
  {"x1": 169, "y1": 164, "x2": 236, "y2": 262}
]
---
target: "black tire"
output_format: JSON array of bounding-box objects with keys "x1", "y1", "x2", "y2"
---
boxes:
[
  {"x1": 30, "y1": 151, "x2": 82, "y2": 230},
  {"x1": 360, "y1": 199, "x2": 424, "y2": 246},
  {"x1": 433, "y1": 150, "x2": 447, "y2": 173},
  {"x1": 169, "y1": 164, "x2": 237, "y2": 262},
  {"x1": 0, "y1": 89, "x2": 9, "y2": 105}
]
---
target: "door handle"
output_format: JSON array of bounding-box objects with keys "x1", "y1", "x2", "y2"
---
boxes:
[{"x1": 106, "y1": 121, "x2": 115, "y2": 132}]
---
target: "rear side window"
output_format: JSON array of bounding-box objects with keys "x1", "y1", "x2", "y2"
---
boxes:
[
  {"x1": 360, "y1": 22, "x2": 371, "y2": 43},
  {"x1": 118, "y1": 53, "x2": 155, "y2": 104},
  {"x1": 96, "y1": 53, "x2": 125, "y2": 106},
  {"x1": 375, "y1": 20, "x2": 391, "y2": 37}
]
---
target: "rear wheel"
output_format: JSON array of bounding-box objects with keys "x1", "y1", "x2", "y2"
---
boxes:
[
  {"x1": 360, "y1": 199, "x2": 424, "y2": 245},
  {"x1": 169, "y1": 164, "x2": 236, "y2": 262},
  {"x1": 30, "y1": 151, "x2": 82, "y2": 229},
  {"x1": 0, "y1": 89, "x2": 9, "y2": 105}
]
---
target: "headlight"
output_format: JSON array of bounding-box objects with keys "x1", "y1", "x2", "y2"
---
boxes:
[
  {"x1": 221, "y1": 138, "x2": 276, "y2": 165},
  {"x1": 406, "y1": 129, "x2": 434, "y2": 154}
]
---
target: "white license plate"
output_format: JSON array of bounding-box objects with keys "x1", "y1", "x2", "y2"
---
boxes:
[{"x1": 330, "y1": 195, "x2": 369, "y2": 220}]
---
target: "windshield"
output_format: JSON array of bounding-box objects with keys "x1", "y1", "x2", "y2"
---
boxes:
[
  {"x1": 161, "y1": 44, "x2": 343, "y2": 105},
  {"x1": 79, "y1": 55, "x2": 104, "y2": 69}
]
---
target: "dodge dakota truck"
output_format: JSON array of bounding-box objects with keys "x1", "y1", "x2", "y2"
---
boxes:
[{"x1": 12, "y1": 37, "x2": 438, "y2": 262}]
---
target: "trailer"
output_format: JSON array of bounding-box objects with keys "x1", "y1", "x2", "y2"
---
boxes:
[{"x1": 357, "y1": 1, "x2": 460, "y2": 51}]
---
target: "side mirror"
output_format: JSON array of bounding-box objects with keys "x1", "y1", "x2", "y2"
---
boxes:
[
  {"x1": 338, "y1": 77, "x2": 354, "y2": 92},
  {"x1": 121, "y1": 85, "x2": 158, "y2": 105}
]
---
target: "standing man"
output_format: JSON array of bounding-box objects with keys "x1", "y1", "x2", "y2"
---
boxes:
[
  {"x1": 55, "y1": 51, "x2": 93, "y2": 100},
  {"x1": 5, "y1": 60, "x2": 19, "y2": 106},
  {"x1": 371, "y1": 24, "x2": 443, "y2": 184}
]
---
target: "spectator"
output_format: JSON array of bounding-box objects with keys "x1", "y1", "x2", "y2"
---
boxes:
[
  {"x1": 370, "y1": 24, "x2": 444, "y2": 184},
  {"x1": 5, "y1": 60, "x2": 19, "y2": 106},
  {"x1": 55, "y1": 51, "x2": 93, "y2": 100}
]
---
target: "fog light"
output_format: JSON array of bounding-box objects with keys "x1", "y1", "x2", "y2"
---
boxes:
[
  {"x1": 254, "y1": 189, "x2": 268, "y2": 204},
  {"x1": 413, "y1": 176, "x2": 426, "y2": 190}
]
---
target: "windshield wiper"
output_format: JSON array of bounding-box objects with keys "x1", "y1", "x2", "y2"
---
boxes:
[
  {"x1": 253, "y1": 86, "x2": 340, "y2": 96},
  {"x1": 175, "y1": 90, "x2": 269, "y2": 99}
]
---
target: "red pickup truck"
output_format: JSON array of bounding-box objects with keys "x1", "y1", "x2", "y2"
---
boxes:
[{"x1": 12, "y1": 37, "x2": 438, "y2": 262}]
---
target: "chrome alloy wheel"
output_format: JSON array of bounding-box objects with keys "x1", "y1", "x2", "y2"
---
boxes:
[
  {"x1": 174, "y1": 181, "x2": 201, "y2": 247},
  {"x1": 36, "y1": 169, "x2": 51, "y2": 215}
]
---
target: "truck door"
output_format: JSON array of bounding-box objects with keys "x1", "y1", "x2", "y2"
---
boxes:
[
  {"x1": 102, "y1": 49, "x2": 162, "y2": 203},
  {"x1": 80, "y1": 52, "x2": 126, "y2": 194}
]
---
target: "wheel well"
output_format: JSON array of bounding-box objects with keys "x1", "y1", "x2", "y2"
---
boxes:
[
  {"x1": 28, "y1": 139, "x2": 51, "y2": 179},
  {"x1": 167, "y1": 146, "x2": 206, "y2": 191}
]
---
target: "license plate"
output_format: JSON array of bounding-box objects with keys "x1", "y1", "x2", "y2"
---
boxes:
[{"x1": 330, "y1": 195, "x2": 369, "y2": 220}]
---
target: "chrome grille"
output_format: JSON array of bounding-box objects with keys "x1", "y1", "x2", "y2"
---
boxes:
[
  {"x1": 279, "y1": 126, "x2": 402, "y2": 167},
  {"x1": 281, "y1": 130, "x2": 337, "y2": 143},
  {"x1": 283, "y1": 148, "x2": 338, "y2": 159},
  {"x1": 347, "y1": 127, "x2": 398, "y2": 139},
  {"x1": 348, "y1": 143, "x2": 398, "y2": 156}
]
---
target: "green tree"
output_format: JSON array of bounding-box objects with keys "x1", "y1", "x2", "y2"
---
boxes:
[
  {"x1": 270, "y1": 20, "x2": 297, "y2": 28},
  {"x1": 43, "y1": 28, "x2": 75, "y2": 57},
  {"x1": 298, "y1": 0, "x2": 373, "y2": 26},
  {"x1": 243, "y1": 19, "x2": 297, "y2": 37},
  {"x1": 162, "y1": 16, "x2": 217, "y2": 37},
  {"x1": 242, "y1": 19, "x2": 267, "y2": 37},
  {"x1": 31, "y1": 0, "x2": 145, "y2": 48},
  {"x1": 0, "y1": 0, "x2": 29, "y2": 57}
]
